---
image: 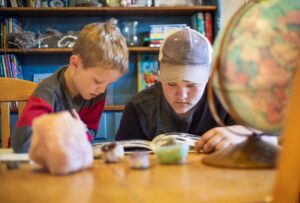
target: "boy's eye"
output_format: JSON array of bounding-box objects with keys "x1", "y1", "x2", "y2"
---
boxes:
[
  {"x1": 94, "y1": 79, "x2": 102, "y2": 84},
  {"x1": 168, "y1": 82, "x2": 177, "y2": 87},
  {"x1": 187, "y1": 84, "x2": 196, "y2": 88},
  {"x1": 187, "y1": 83, "x2": 200, "y2": 88}
]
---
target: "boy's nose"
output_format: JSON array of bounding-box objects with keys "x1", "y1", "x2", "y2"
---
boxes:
[{"x1": 176, "y1": 87, "x2": 188, "y2": 99}]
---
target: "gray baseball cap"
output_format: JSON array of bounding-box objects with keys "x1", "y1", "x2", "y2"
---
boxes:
[{"x1": 159, "y1": 28, "x2": 212, "y2": 84}]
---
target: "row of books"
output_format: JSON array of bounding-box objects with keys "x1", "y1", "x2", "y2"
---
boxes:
[
  {"x1": 0, "y1": 54, "x2": 23, "y2": 79},
  {"x1": 147, "y1": 24, "x2": 187, "y2": 47},
  {"x1": 0, "y1": 17, "x2": 20, "y2": 49},
  {"x1": 3, "y1": 0, "x2": 206, "y2": 8},
  {"x1": 0, "y1": 54, "x2": 23, "y2": 109},
  {"x1": 192, "y1": 12, "x2": 213, "y2": 44},
  {"x1": 146, "y1": 11, "x2": 213, "y2": 48}
]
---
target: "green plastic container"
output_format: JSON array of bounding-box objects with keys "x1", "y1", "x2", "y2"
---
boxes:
[{"x1": 155, "y1": 143, "x2": 189, "y2": 164}]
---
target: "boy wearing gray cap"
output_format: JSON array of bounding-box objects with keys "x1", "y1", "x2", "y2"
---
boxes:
[{"x1": 116, "y1": 28, "x2": 243, "y2": 153}]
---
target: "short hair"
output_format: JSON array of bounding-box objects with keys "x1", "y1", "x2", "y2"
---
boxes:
[{"x1": 72, "y1": 19, "x2": 128, "y2": 74}]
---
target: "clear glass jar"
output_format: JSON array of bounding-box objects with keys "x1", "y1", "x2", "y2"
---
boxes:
[
  {"x1": 122, "y1": 21, "x2": 139, "y2": 46},
  {"x1": 0, "y1": 0, "x2": 7, "y2": 7}
]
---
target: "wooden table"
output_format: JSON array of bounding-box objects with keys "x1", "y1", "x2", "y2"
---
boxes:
[{"x1": 0, "y1": 153, "x2": 275, "y2": 203}]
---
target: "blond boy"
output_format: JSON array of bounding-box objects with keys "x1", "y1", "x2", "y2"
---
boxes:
[{"x1": 12, "y1": 20, "x2": 128, "y2": 153}]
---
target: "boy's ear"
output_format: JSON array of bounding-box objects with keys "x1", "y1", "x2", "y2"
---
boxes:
[{"x1": 69, "y1": 55, "x2": 81, "y2": 70}]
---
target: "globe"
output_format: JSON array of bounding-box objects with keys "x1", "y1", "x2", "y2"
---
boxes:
[
  {"x1": 212, "y1": 0, "x2": 300, "y2": 134},
  {"x1": 202, "y1": 0, "x2": 300, "y2": 168}
]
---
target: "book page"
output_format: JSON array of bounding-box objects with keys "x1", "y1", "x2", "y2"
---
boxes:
[
  {"x1": 0, "y1": 148, "x2": 30, "y2": 162},
  {"x1": 151, "y1": 132, "x2": 200, "y2": 151},
  {"x1": 93, "y1": 139, "x2": 153, "y2": 152},
  {"x1": 93, "y1": 133, "x2": 200, "y2": 155}
]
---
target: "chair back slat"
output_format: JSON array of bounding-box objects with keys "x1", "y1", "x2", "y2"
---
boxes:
[
  {"x1": 0, "y1": 78, "x2": 37, "y2": 101},
  {"x1": 1, "y1": 102, "x2": 10, "y2": 148},
  {"x1": 0, "y1": 78, "x2": 37, "y2": 148}
]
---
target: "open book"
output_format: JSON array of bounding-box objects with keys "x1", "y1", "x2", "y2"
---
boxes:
[
  {"x1": 0, "y1": 148, "x2": 30, "y2": 162},
  {"x1": 93, "y1": 132, "x2": 200, "y2": 153}
]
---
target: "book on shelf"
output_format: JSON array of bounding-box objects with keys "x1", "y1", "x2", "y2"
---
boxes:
[
  {"x1": 154, "y1": 0, "x2": 193, "y2": 7},
  {"x1": 192, "y1": 12, "x2": 205, "y2": 36},
  {"x1": 0, "y1": 54, "x2": 23, "y2": 108},
  {"x1": 137, "y1": 53, "x2": 159, "y2": 91},
  {"x1": 0, "y1": 54, "x2": 23, "y2": 79},
  {"x1": 93, "y1": 132, "x2": 200, "y2": 153},
  {"x1": 192, "y1": 12, "x2": 213, "y2": 44},
  {"x1": 1, "y1": 17, "x2": 20, "y2": 49},
  {"x1": 149, "y1": 24, "x2": 187, "y2": 47},
  {"x1": 9, "y1": 0, "x2": 18, "y2": 7},
  {"x1": 204, "y1": 12, "x2": 213, "y2": 44}
]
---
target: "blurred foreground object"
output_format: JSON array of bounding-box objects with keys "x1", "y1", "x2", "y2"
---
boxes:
[
  {"x1": 129, "y1": 151, "x2": 150, "y2": 169},
  {"x1": 203, "y1": 0, "x2": 300, "y2": 168},
  {"x1": 273, "y1": 69, "x2": 300, "y2": 203},
  {"x1": 29, "y1": 111, "x2": 93, "y2": 175},
  {"x1": 101, "y1": 143, "x2": 124, "y2": 163}
]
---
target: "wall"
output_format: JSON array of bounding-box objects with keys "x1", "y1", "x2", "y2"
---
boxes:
[{"x1": 221, "y1": 0, "x2": 246, "y2": 28}]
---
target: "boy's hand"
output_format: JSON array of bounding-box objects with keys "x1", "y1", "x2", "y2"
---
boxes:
[
  {"x1": 70, "y1": 109, "x2": 88, "y2": 133},
  {"x1": 195, "y1": 125, "x2": 247, "y2": 153},
  {"x1": 71, "y1": 109, "x2": 80, "y2": 120}
]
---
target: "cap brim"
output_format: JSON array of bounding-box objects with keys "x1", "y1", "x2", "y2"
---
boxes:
[{"x1": 159, "y1": 63, "x2": 210, "y2": 84}]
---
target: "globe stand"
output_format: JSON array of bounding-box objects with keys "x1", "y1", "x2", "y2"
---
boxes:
[{"x1": 202, "y1": 133, "x2": 279, "y2": 168}]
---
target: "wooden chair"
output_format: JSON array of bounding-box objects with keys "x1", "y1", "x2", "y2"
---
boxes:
[{"x1": 0, "y1": 78, "x2": 37, "y2": 148}]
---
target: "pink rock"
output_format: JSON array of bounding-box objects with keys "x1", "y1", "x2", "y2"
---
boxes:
[{"x1": 29, "y1": 111, "x2": 93, "y2": 175}]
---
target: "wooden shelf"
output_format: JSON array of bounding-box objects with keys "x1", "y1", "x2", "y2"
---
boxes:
[
  {"x1": 129, "y1": 47, "x2": 160, "y2": 52},
  {"x1": 104, "y1": 105, "x2": 124, "y2": 111},
  {"x1": 0, "y1": 48, "x2": 72, "y2": 54},
  {"x1": 0, "y1": 6, "x2": 217, "y2": 17},
  {"x1": 0, "y1": 47, "x2": 160, "y2": 54},
  {"x1": 4, "y1": 105, "x2": 125, "y2": 113}
]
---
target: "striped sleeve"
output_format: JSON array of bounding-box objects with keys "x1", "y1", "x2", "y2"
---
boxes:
[{"x1": 11, "y1": 96, "x2": 54, "y2": 153}]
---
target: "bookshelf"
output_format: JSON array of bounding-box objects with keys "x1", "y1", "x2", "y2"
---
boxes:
[
  {"x1": 3, "y1": 105, "x2": 125, "y2": 113},
  {"x1": 0, "y1": 4, "x2": 221, "y2": 141},
  {"x1": 0, "y1": 6, "x2": 217, "y2": 16},
  {"x1": 0, "y1": 47, "x2": 160, "y2": 54}
]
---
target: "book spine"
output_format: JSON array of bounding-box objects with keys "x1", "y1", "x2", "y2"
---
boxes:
[
  {"x1": 0, "y1": 55, "x2": 4, "y2": 77},
  {"x1": 13, "y1": 18, "x2": 18, "y2": 33},
  {"x1": 204, "y1": 12, "x2": 213, "y2": 44},
  {"x1": 138, "y1": 54, "x2": 159, "y2": 91},
  {"x1": 191, "y1": 13, "x2": 197, "y2": 30},
  {"x1": 1, "y1": 55, "x2": 7, "y2": 77},
  {"x1": 196, "y1": 12, "x2": 205, "y2": 36},
  {"x1": 7, "y1": 54, "x2": 13, "y2": 77},
  {"x1": 4, "y1": 54, "x2": 11, "y2": 78},
  {"x1": 10, "y1": 0, "x2": 18, "y2": 7},
  {"x1": 17, "y1": 0, "x2": 24, "y2": 7},
  {"x1": 3, "y1": 19, "x2": 7, "y2": 48},
  {"x1": 10, "y1": 55, "x2": 17, "y2": 78},
  {"x1": 0, "y1": 22, "x2": 3, "y2": 48},
  {"x1": 9, "y1": 18, "x2": 13, "y2": 34},
  {"x1": 14, "y1": 55, "x2": 23, "y2": 79}
]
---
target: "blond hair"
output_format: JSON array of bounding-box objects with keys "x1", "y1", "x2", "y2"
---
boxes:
[{"x1": 72, "y1": 19, "x2": 128, "y2": 74}]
